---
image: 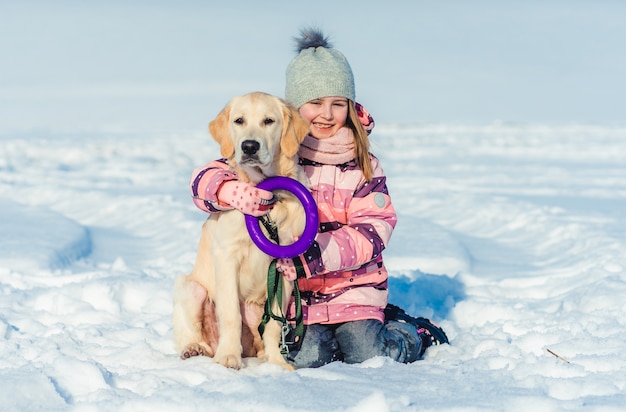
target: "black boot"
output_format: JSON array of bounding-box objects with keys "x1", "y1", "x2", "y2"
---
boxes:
[{"x1": 384, "y1": 304, "x2": 449, "y2": 356}]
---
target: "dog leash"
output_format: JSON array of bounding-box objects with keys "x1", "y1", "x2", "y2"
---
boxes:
[{"x1": 257, "y1": 216, "x2": 305, "y2": 355}]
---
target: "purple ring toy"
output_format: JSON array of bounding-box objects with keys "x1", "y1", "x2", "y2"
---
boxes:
[{"x1": 245, "y1": 176, "x2": 318, "y2": 259}]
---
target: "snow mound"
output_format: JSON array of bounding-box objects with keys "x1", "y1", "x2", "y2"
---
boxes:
[{"x1": 0, "y1": 199, "x2": 92, "y2": 272}]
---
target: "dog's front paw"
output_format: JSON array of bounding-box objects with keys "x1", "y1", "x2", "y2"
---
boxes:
[
  {"x1": 264, "y1": 351, "x2": 295, "y2": 371},
  {"x1": 213, "y1": 351, "x2": 243, "y2": 369},
  {"x1": 180, "y1": 343, "x2": 212, "y2": 359},
  {"x1": 279, "y1": 361, "x2": 295, "y2": 371}
]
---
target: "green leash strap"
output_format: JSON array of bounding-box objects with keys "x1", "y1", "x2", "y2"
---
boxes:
[
  {"x1": 259, "y1": 257, "x2": 306, "y2": 354},
  {"x1": 290, "y1": 255, "x2": 305, "y2": 340}
]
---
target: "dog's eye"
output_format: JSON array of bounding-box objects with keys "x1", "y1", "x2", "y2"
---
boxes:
[
  {"x1": 263, "y1": 118, "x2": 275, "y2": 126},
  {"x1": 234, "y1": 117, "x2": 244, "y2": 125}
]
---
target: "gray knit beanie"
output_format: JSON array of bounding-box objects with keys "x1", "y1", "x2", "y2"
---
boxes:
[{"x1": 285, "y1": 28, "x2": 355, "y2": 109}]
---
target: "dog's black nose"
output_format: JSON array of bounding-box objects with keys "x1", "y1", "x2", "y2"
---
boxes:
[{"x1": 241, "y1": 140, "x2": 260, "y2": 155}]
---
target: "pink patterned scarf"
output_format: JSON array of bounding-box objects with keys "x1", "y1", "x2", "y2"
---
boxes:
[{"x1": 298, "y1": 127, "x2": 356, "y2": 165}]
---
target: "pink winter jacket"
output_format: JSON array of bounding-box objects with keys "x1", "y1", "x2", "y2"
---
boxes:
[{"x1": 189, "y1": 131, "x2": 397, "y2": 325}]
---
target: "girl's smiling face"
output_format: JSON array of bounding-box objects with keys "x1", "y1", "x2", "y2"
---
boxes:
[{"x1": 298, "y1": 97, "x2": 349, "y2": 140}]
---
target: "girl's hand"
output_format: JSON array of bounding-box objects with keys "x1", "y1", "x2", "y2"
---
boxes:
[
  {"x1": 276, "y1": 258, "x2": 298, "y2": 281},
  {"x1": 217, "y1": 181, "x2": 276, "y2": 217}
]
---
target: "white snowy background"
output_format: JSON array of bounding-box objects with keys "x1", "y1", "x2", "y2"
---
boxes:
[{"x1": 1, "y1": 1, "x2": 625, "y2": 411}]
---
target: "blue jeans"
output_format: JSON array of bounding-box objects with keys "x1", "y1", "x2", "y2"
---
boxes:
[{"x1": 286, "y1": 319, "x2": 423, "y2": 368}]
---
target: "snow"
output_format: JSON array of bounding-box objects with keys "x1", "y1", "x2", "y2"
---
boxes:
[
  {"x1": 2, "y1": 125, "x2": 625, "y2": 411},
  {"x1": 2, "y1": 2, "x2": 626, "y2": 411}
]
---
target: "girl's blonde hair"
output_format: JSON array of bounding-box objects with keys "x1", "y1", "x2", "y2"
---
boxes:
[{"x1": 346, "y1": 101, "x2": 373, "y2": 182}]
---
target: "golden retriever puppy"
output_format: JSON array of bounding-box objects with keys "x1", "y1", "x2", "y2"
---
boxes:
[{"x1": 173, "y1": 92, "x2": 310, "y2": 370}]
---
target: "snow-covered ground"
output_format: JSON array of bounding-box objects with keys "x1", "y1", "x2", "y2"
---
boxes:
[{"x1": 2, "y1": 124, "x2": 625, "y2": 411}]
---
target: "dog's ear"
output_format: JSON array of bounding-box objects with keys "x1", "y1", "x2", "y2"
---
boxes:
[
  {"x1": 281, "y1": 103, "x2": 309, "y2": 157},
  {"x1": 209, "y1": 104, "x2": 234, "y2": 158}
]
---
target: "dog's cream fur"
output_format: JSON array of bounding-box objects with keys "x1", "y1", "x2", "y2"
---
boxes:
[{"x1": 173, "y1": 92, "x2": 310, "y2": 370}]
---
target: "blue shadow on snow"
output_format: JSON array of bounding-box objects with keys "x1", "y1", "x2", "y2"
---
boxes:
[{"x1": 388, "y1": 270, "x2": 466, "y2": 321}]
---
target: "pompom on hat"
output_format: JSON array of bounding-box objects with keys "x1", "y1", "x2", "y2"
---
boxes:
[{"x1": 285, "y1": 28, "x2": 355, "y2": 109}]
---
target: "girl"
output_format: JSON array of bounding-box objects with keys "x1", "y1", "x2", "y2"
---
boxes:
[{"x1": 189, "y1": 28, "x2": 448, "y2": 368}]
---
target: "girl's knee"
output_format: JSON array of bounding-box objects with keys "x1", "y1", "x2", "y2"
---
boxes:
[
  {"x1": 287, "y1": 324, "x2": 341, "y2": 368},
  {"x1": 384, "y1": 320, "x2": 422, "y2": 363},
  {"x1": 336, "y1": 320, "x2": 386, "y2": 364}
]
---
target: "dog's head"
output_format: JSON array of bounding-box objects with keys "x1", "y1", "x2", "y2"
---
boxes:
[{"x1": 209, "y1": 92, "x2": 310, "y2": 183}]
